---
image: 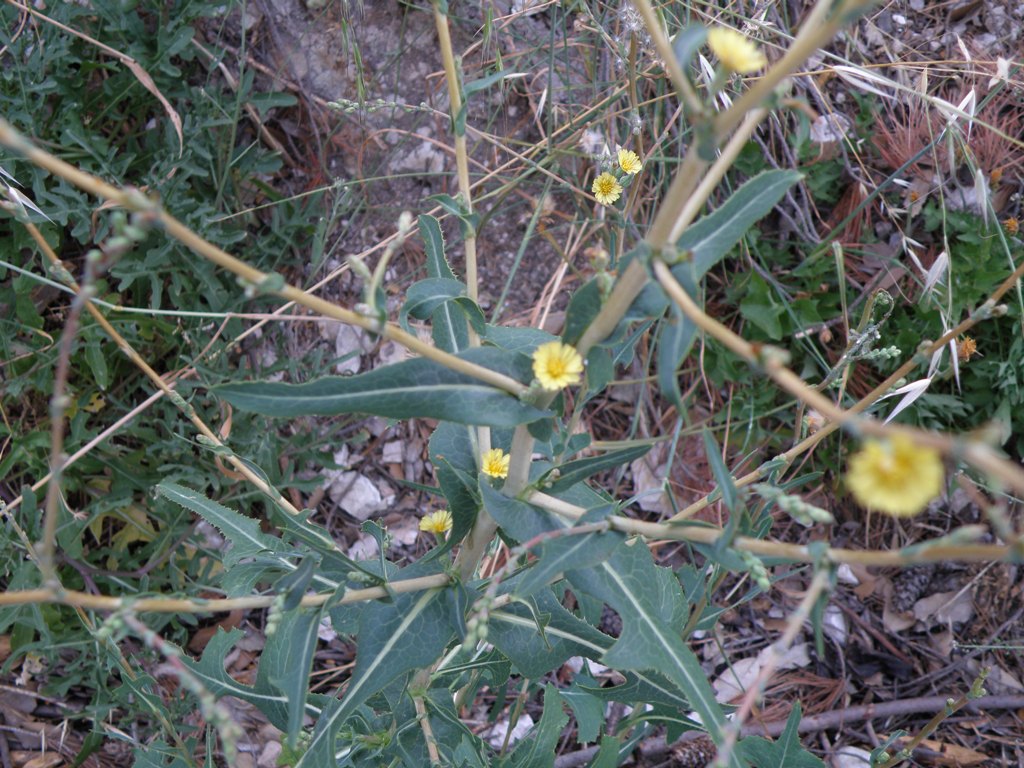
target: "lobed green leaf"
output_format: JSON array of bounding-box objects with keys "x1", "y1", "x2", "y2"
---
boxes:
[{"x1": 215, "y1": 348, "x2": 547, "y2": 427}]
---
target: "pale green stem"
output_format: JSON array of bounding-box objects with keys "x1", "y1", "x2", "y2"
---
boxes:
[
  {"x1": 431, "y1": 2, "x2": 490, "y2": 464},
  {"x1": 525, "y1": 491, "x2": 1011, "y2": 566},
  {"x1": 575, "y1": 258, "x2": 651, "y2": 359},
  {"x1": 643, "y1": 150, "x2": 709, "y2": 253},
  {"x1": 0, "y1": 573, "x2": 452, "y2": 613},
  {"x1": 452, "y1": 396, "x2": 553, "y2": 581},
  {"x1": 432, "y1": 1, "x2": 478, "y2": 306}
]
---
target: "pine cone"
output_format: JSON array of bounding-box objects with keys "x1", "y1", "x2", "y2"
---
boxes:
[
  {"x1": 669, "y1": 735, "x2": 717, "y2": 767},
  {"x1": 891, "y1": 564, "x2": 935, "y2": 613}
]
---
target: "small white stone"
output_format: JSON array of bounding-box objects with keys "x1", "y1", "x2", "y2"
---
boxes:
[
  {"x1": 809, "y1": 113, "x2": 851, "y2": 144},
  {"x1": 382, "y1": 441, "x2": 404, "y2": 464},
  {"x1": 333, "y1": 324, "x2": 372, "y2": 375},
  {"x1": 833, "y1": 746, "x2": 873, "y2": 767},
  {"x1": 317, "y1": 616, "x2": 337, "y2": 643},
  {"x1": 327, "y1": 472, "x2": 386, "y2": 520},
  {"x1": 378, "y1": 340, "x2": 406, "y2": 366},
  {"x1": 347, "y1": 535, "x2": 379, "y2": 561},
  {"x1": 822, "y1": 604, "x2": 848, "y2": 646},
  {"x1": 487, "y1": 713, "x2": 535, "y2": 749},
  {"x1": 836, "y1": 563, "x2": 860, "y2": 585}
]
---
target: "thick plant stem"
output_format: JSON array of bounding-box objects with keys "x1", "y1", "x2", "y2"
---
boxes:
[
  {"x1": 0, "y1": 573, "x2": 452, "y2": 613},
  {"x1": 575, "y1": 258, "x2": 650, "y2": 359},
  {"x1": 432, "y1": 1, "x2": 478, "y2": 307},
  {"x1": 643, "y1": 151, "x2": 709, "y2": 252},
  {"x1": 525, "y1": 491, "x2": 1011, "y2": 566},
  {"x1": 431, "y1": 1, "x2": 490, "y2": 464},
  {"x1": 453, "y1": 401, "x2": 549, "y2": 582}
]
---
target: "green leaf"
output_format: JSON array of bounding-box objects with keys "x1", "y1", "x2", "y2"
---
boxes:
[
  {"x1": 84, "y1": 340, "x2": 109, "y2": 390},
  {"x1": 566, "y1": 542, "x2": 734, "y2": 759},
  {"x1": 480, "y1": 482, "x2": 559, "y2": 544},
  {"x1": 737, "y1": 704, "x2": 824, "y2": 767},
  {"x1": 482, "y1": 493, "x2": 704, "y2": 717},
  {"x1": 675, "y1": 169, "x2": 803, "y2": 281},
  {"x1": 429, "y1": 193, "x2": 480, "y2": 238},
  {"x1": 562, "y1": 278, "x2": 603, "y2": 345},
  {"x1": 512, "y1": 525, "x2": 624, "y2": 598},
  {"x1": 432, "y1": 300, "x2": 470, "y2": 353},
  {"x1": 484, "y1": 324, "x2": 558, "y2": 354},
  {"x1": 561, "y1": 676, "x2": 605, "y2": 744},
  {"x1": 739, "y1": 272, "x2": 784, "y2": 339},
  {"x1": 542, "y1": 444, "x2": 652, "y2": 494},
  {"x1": 258, "y1": 606, "x2": 323, "y2": 748},
  {"x1": 429, "y1": 422, "x2": 481, "y2": 544},
  {"x1": 657, "y1": 305, "x2": 699, "y2": 410},
  {"x1": 183, "y1": 629, "x2": 328, "y2": 733},
  {"x1": 489, "y1": 585, "x2": 610, "y2": 678},
  {"x1": 131, "y1": 742, "x2": 192, "y2": 768},
  {"x1": 156, "y1": 483, "x2": 275, "y2": 569},
  {"x1": 503, "y1": 685, "x2": 569, "y2": 768},
  {"x1": 400, "y1": 278, "x2": 466, "y2": 330},
  {"x1": 272, "y1": 555, "x2": 317, "y2": 611},
  {"x1": 215, "y1": 348, "x2": 547, "y2": 427},
  {"x1": 463, "y1": 68, "x2": 517, "y2": 99},
  {"x1": 386, "y1": 688, "x2": 489, "y2": 765},
  {"x1": 584, "y1": 347, "x2": 614, "y2": 395},
  {"x1": 672, "y1": 24, "x2": 708, "y2": 69},
  {"x1": 490, "y1": 591, "x2": 698, "y2": 715},
  {"x1": 590, "y1": 735, "x2": 625, "y2": 768},
  {"x1": 702, "y1": 429, "x2": 739, "y2": 514},
  {"x1": 418, "y1": 214, "x2": 455, "y2": 280},
  {"x1": 295, "y1": 587, "x2": 453, "y2": 768},
  {"x1": 278, "y1": 513, "x2": 378, "y2": 580}
]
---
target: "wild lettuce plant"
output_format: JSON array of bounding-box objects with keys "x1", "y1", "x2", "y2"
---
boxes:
[{"x1": 2, "y1": 1, "x2": 1022, "y2": 767}]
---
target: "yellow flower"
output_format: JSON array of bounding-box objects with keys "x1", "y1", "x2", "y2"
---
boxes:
[
  {"x1": 532, "y1": 340, "x2": 584, "y2": 391},
  {"x1": 845, "y1": 435, "x2": 944, "y2": 517},
  {"x1": 707, "y1": 27, "x2": 767, "y2": 74},
  {"x1": 481, "y1": 448, "x2": 510, "y2": 479},
  {"x1": 592, "y1": 172, "x2": 622, "y2": 206},
  {"x1": 617, "y1": 149, "x2": 643, "y2": 175},
  {"x1": 419, "y1": 509, "x2": 453, "y2": 535}
]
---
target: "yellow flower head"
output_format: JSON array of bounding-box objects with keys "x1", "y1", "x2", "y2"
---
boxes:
[
  {"x1": 481, "y1": 448, "x2": 510, "y2": 479},
  {"x1": 592, "y1": 172, "x2": 623, "y2": 206},
  {"x1": 532, "y1": 340, "x2": 584, "y2": 391},
  {"x1": 845, "y1": 435, "x2": 944, "y2": 517},
  {"x1": 419, "y1": 509, "x2": 453, "y2": 535},
  {"x1": 617, "y1": 149, "x2": 643, "y2": 175},
  {"x1": 707, "y1": 27, "x2": 767, "y2": 74}
]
